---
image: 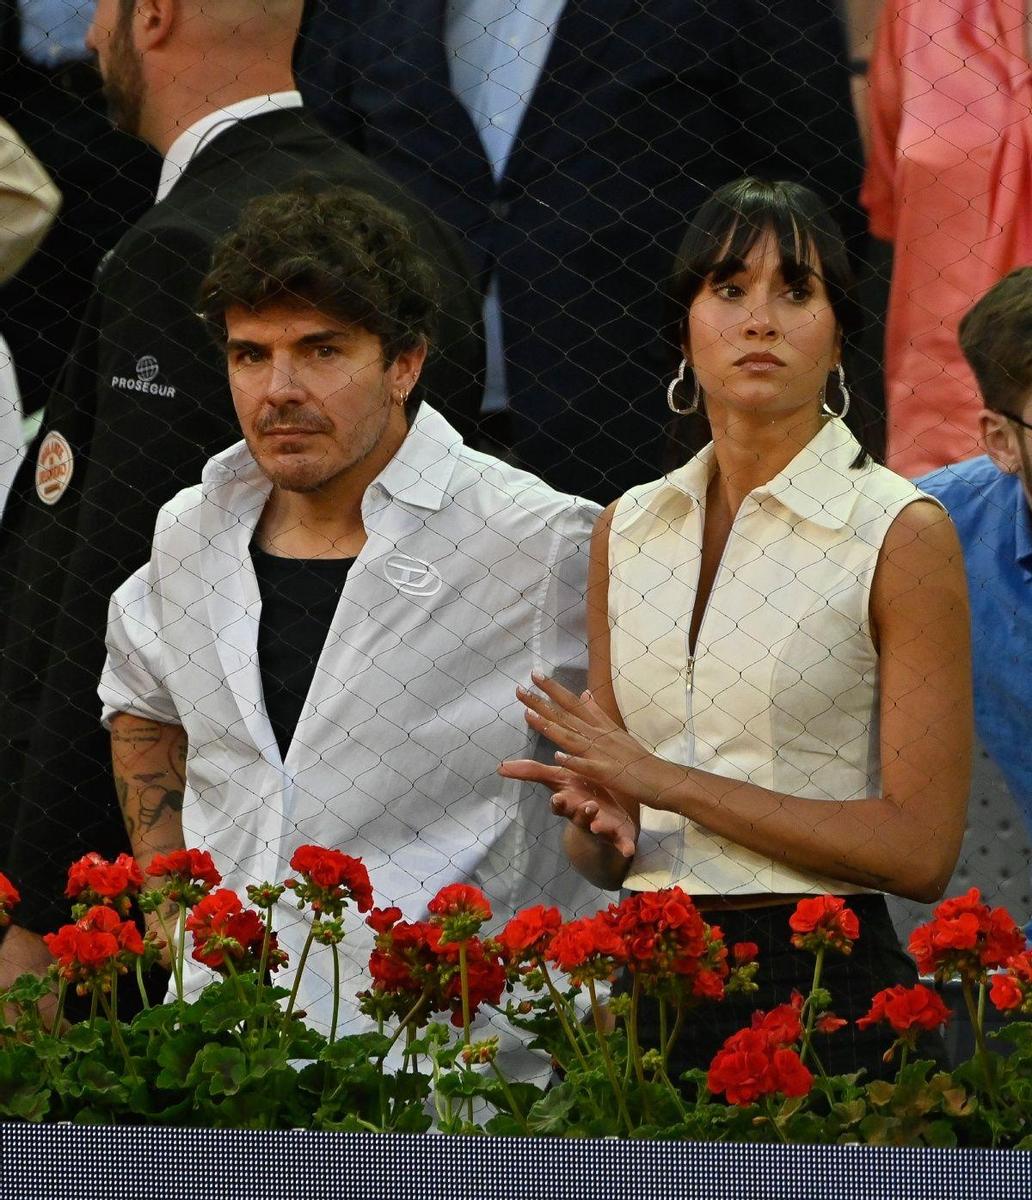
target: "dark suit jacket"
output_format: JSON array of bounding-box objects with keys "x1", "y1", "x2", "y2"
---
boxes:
[
  {"x1": 298, "y1": 0, "x2": 865, "y2": 501},
  {"x1": 0, "y1": 106, "x2": 483, "y2": 932}
]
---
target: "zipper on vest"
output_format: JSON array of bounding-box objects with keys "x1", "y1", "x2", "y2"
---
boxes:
[{"x1": 685, "y1": 654, "x2": 695, "y2": 691}]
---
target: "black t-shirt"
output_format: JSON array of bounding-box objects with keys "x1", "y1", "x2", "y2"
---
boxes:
[{"x1": 251, "y1": 544, "x2": 355, "y2": 761}]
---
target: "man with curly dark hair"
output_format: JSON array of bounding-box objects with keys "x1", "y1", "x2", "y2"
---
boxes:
[{"x1": 98, "y1": 186, "x2": 602, "y2": 1059}]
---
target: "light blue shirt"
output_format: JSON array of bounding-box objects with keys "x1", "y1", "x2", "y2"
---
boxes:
[
  {"x1": 19, "y1": 0, "x2": 96, "y2": 68},
  {"x1": 445, "y1": 0, "x2": 565, "y2": 413},
  {"x1": 917, "y1": 457, "x2": 1032, "y2": 816}
]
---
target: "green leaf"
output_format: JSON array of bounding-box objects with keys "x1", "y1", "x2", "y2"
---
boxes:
[
  {"x1": 484, "y1": 1113, "x2": 527, "y2": 1136},
  {"x1": 319, "y1": 1032, "x2": 391, "y2": 1068},
  {"x1": 129, "y1": 1003, "x2": 183, "y2": 1034},
  {"x1": 64, "y1": 1025, "x2": 104, "y2": 1053},
  {"x1": 526, "y1": 1082, "x2": 579, "y2": 1135},
  {"x1": 1, "y1": 974, "x2": 54, "y2": 1006},
  {"x1": 69, "y1": 1059, "x2": 128, "y2": 1102},
  {"x1": 156, "y1": 1033, "x2": 205, "y2": 1088},
  {"x1": 390, "y1": 1102, "x2": 434, "y2": 1134},
  {"x1": 4, "y1": 1087, "x2": 51, "y2": 1122},
  {"x1": 188, "y1": 1045, "x2": 247, "y2": 1097}
]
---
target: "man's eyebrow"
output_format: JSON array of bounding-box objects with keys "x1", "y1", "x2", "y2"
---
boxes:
[
  {"x1": 224, "y1": 337, "x2": 263, "y2": 357},
  {"x1": 223, "y1": 329, "x2": 356, "y2": 355},
  {"x1": 296, "y1": 329, "x2": 357, "y2": 345}
]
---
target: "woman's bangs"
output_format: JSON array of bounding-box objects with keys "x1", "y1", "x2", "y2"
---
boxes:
[{"x1": 705, "y1": 207, "x2": 822, "y2": 288}]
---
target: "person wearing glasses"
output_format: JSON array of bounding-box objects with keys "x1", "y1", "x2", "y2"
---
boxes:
[{"x1": 917, "y1": 268, "x2": 1032, "y2": 820}]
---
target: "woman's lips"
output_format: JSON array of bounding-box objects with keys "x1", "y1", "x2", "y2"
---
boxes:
[{"x1": 733, "y1": 352, "x2": 786, "y2": 372}]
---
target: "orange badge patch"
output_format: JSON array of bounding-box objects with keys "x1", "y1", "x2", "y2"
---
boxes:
[{"x1": 35, "y1": 430, "x2": 74, "y2": 505}]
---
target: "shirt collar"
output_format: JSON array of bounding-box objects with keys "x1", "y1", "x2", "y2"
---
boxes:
[
  {"x1": 155, "y1": 91, "x2": 304, "y2": 204},
  {"x1": 666, "y1": 418, "x2": 865, "y2": 531},
  {"x1": 206, "y1": 403, "x2": 464, "y2": 514}
]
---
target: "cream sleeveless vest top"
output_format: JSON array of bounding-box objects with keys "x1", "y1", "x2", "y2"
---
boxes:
[{"x1": 609, "y1": 419, "x2": 936, "y2": 896}]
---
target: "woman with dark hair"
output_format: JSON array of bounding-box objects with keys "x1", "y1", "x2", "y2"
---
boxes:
[{"x1": 500, "y1": 178, "x2": 972, "y2": 1077}]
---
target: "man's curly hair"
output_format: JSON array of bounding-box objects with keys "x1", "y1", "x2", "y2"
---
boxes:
[{"x1": 199, "y1": 184, "x2": 440, "y2": 415}]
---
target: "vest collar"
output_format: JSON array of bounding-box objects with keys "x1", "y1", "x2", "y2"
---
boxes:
[{"x1": 666, "y1": 418, "x2": 867, "y2": 531}]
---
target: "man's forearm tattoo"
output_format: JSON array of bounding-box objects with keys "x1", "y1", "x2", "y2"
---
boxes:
[{"x1": 111, "y1": 719, "x2": 187, "y2": 843}]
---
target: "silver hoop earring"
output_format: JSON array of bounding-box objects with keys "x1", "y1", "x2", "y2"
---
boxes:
[
  {"x1": 821, "y1": 363, "x2": 851, "y2": 420},
  {"x1": 667, "y1": 357, "x2": 701, "y2": 415}
]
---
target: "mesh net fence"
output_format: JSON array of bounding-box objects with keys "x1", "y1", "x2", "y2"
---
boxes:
[{"x1": 0, "y1": 0, "x2": 1028, "y2": 1075}]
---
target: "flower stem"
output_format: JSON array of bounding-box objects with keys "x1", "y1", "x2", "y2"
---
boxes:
[
  {"x1": 766, "y1": 1095, "x2": 790, "y2": 1144},
  {"x1": 134, "y1": 957, "x2": 150, "y2": 1012},
  {"x1": 281, "y1": 924, "x2": 317, "y2": 1031},
  {"x1": 376, "y1": 987, "x2": 433, "y2": 1060},
  {"x1": 490, "y1": 1059, "x2": 531, "y2": 1134},
  {"x1": 587, "y1": 978, "x2": 634, "y2": 1137},
  {"x1": 97, "y1": 988, "x2": 137, "y2": 1081},
  {"x1": 49, "y1": 981, "x2": 67, "y2": 1037},
  {"x1": 539, "y1": 963, "x2": 590, "y2": 1071},
  {"x1": 799, "y1": 946, "x2": 825, "y2": 1070},
  {"x1": 329, "y1": 942, "x2": 341, "y2": 1045},
  {"x1": 627, "y1": 977, "x2": 646, "y2": 1086},
  {"x1": 457, "y1": 941, "x2": 475, "y2": 1127},
  {"x1": 256, "y1": 903, "x2": 275, "y2": 1008},
  {"x1": 961, "y1": 976, "x2": 1000, "y2": 1122},
  {"x1": 154, "y1": 906, "x2": 183, "y2": 1002},
  {"x1": 664, "y1": 1001, "x2": 686, "y2": 1061},
  {"x1": 175, "y1": 901, "x2": 187, "y2": 1004}
]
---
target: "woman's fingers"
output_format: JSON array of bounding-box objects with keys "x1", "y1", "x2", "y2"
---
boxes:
[
  {"x1": 553, "y1": 788, "x2": 636, "y2": 858},
  {"x1": 496, "y1": 758, "x2": 569, "y2": 787},
  {"x1": 516, "y1": 683, "x2": 598, "y2": 741},
  {"x1": 523, "y1": 706, "x2": 592, "y2": 753},
  {"x1": 529, "y1": 671, "x2": 613, "y2": 730}
]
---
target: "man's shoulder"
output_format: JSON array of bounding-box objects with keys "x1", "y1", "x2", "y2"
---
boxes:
[
  {"x1": 153, "y1": 443, "x2": 263, "y2": 535},
  {"x1": 917, "y1": 456, "x2": 1010, "y2": 514},
  {"x1": 448, "y1": 443, "x2": 601, "y2": 536}
]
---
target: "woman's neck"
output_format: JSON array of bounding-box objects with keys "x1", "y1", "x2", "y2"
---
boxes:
[{"x1": 705, "y1": 404, "x2": 825, "y2": 518}]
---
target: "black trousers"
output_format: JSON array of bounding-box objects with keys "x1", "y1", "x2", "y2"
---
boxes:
[{"x1": 619, "y1": 894, "x2": 947, "y2": 1084}]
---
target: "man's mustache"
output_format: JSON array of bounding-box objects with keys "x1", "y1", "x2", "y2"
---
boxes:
[{"x1": 254, "y1": 409, "x2": 332, "y2": 435}]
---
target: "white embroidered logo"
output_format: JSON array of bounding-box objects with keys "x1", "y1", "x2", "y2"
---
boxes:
[
  {"x1": 135, "y1": 355, "x2": 160, "y2": 382},
  {"x1": 384, "y1": 553, "x2": 443, "y2": 597},
  {"x1": 35, "y1": 430, "x2": 74, "y2": 505},
  {"x1": 110, "y1": 354, "x2": 176, "y2": 398}
]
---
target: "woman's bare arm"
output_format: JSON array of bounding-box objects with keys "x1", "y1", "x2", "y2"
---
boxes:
[{"x1": 521, "y1": 501, "x2": 972, "y2": 903}]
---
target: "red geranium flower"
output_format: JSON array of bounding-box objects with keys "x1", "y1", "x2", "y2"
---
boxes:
[
  {"x1": 440, "y1": 938, "x2": 506, "y2": 1027},
  {"x1": 365, "y1": 915, "x2": 504, "y2": 1028},
  {"x1": 147, "y1": 849, "x2": 222, "y2": 904},
  {"x1": 707, "y1": 1025, "x2": 813, "y2": 1105},
  {"x1": 497, "y1": 904, "x2": 563, "y2": 966},
  {"x1": 733, "y1": 942, "x2": 759, "y2": 965},
  {"x1": 988, "y1": 950, "x2": 1032, "y2": 1015},
  {"x1": 0, "y1": 872, "x2": 19, "y2": 927},
  {"x1": 908, "y1": 888, "x2": 1026, "y2": 983},
  {"x1": 43, "y1": 905, "x2": 146, "y2": 994},
  {"x1": 752, "y1": 996, "x2": 803, "y2": 1048},
  {"x1": 989, "y1": 973, "x2": 1024, "y2": 1013},
  {"x1": 789, "y1": 896, "x2": 860, "y2": 955},
  {"x1": 186, "y1": 889, "x2": 285, "y2": 973},
  {"x1": 286, "y1": 845, "x2": 373, "y2": 916},
  {"x1": 428, "y1": 884, "x2": 492, "y2": 921},
  {"x1": 65, "y1": 852, "x2": 145, "y2": 916},
  {"x1": 545, "y1": 913, "x2": 627, "y2": 986},
  {"x1": 427, "y1": 883, "x2": 492, "y2": 943},
  {"x1": 366, "y1": 906, "x2": 403, "y2": 935},
  {"x1": 856, "y1": 984, "x2": 951, "y2": 1044}
]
